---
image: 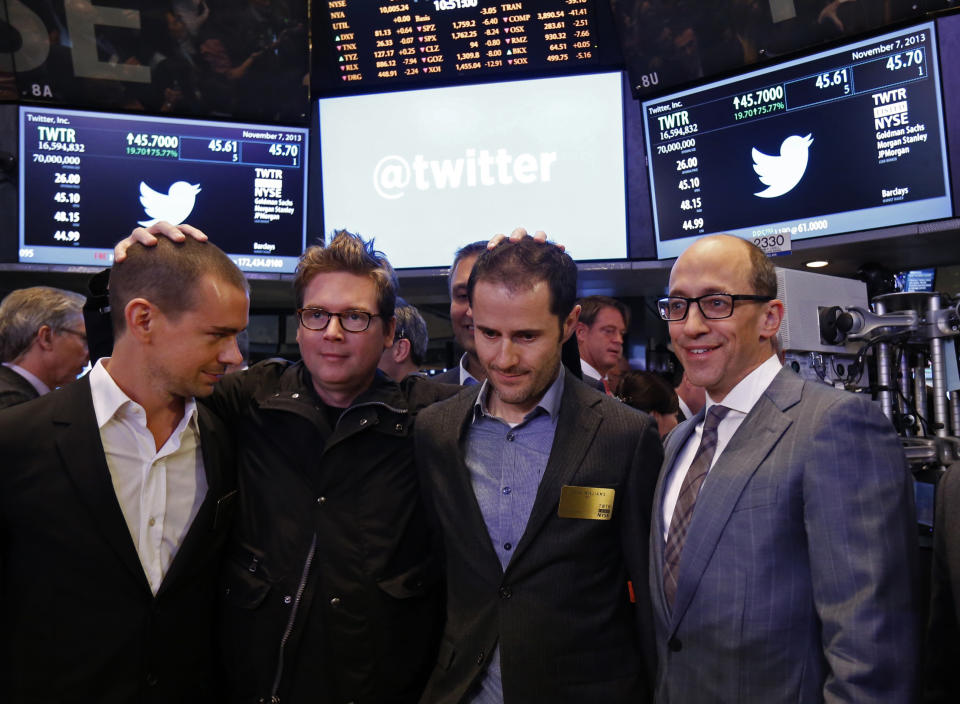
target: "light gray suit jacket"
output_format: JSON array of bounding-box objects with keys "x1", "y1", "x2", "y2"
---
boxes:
[{"x1": 649, "y1": 367, "x2": 919, "y2": 703}]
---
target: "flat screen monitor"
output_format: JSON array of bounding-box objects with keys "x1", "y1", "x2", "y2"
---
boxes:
[
  {"x1": 641, "y1": 20, "x2": 953, "y2": 260},
  {"x1": 899, "y1": 268, "x2": 936, "y2": 292},
  {"x1": 318, "y1": 71, "x2": 628, "y2": 267},
  {"x1": 312, "y1": 0, "x2": 616, "y2": 95},
  {"x1": 18, "y1": 107, "x2": 309, "y2": 273}
]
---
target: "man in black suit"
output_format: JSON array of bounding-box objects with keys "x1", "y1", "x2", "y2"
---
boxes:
[
  {"x1": 0, "y1": 285, "x2": 88, "y2": 409},
  {"x1": 0, "y1": 237, "x2": 249, "y2": 703},
  {"x1": 415, "y1": 238, "x2": 663, "y2": 704}
]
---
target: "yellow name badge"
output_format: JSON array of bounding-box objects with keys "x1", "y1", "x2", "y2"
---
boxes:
[{"x1": 558, "y1": 486, "x2": 615, "y2": 520}]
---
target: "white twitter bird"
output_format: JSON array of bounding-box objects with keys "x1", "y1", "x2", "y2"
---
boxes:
[
  {"x1": 137, "y1": 181, "x2": 202, "y2": 227},
  {"x1": 752, "y1": 134, "x2": 813, "y2": 198}
]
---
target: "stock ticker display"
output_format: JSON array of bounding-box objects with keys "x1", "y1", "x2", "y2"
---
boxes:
[
  {"x1": 18, "y1": 107, "x2": 308, "y2": 273},
  {"x1": 313, "y1": 0, "x2": 603, "y2": 92},
  {"x1": 643, "y1": 21, "x2": 953, "y2": 260}
]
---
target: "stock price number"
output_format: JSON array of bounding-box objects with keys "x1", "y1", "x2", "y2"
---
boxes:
[
  {"x1": 678, "y1": 177, "x2": 700, "y2": 190},
  {"x1": 815, "y1": 68, "x2": 849, "y2": 91},
  {"x1": 54, "y1": 172, "x2": 80, "y2": 185},
  {"x1": 676, "y1": 156, "x2": 698, "y2": 171},
  {"x1": 127, "y1": 133, "x2": 180, "y2": 149},
  {"x1": 681, "y1": 218, "x2": 704, "y2": 231},
  {"x1": 54, "y1": 210, "x2": 80, "y2": 224},
  {"x1": 434, "y1": 0, "x2": 477, "y2": 8},
  {"x1": 732, "y1": 85, "x2": 784, "y2": 110},
  {"x1": 53, "y1": 191, "x2": 81, "y2": 204},
  {"x1": 680, "y1": 197, "x2": 701, "y2": 210},
  {"x1": 54, "y1": 230, "x2": 80, "y2": 243},
  {"x1": 209, "y1": 139, "x2": 238, "y2": 159},
  {"x1": 269, "y1": 143, "x2": 299, "y2": 157},
  {"x1": 886, "y1": 49, "x2": 923, "y2": 73}
]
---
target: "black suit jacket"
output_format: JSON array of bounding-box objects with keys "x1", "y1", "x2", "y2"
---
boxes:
[
  {"x1": 0, "y1": 376, "x2": 237, "y2": 704},
  {"x1": 414, "y1": 370, "x2": 663, "y2": 704},
  {"x1": 0, "y1": 364, "x2": 39, "y2": 410}
]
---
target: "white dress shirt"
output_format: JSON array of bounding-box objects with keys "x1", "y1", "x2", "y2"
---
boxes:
[
  {"x1": 661, "y1": 355, "x2": 783, "y2": 541},
  {"x1": 2, "y1": 362, "x2": 50, "y2": 396},
  {"x1": 579, "y1": 358, "x2": 604, "y2": 383},
  {"x1": 89, "y1": 359, "x2": 207, "y2": 594}
]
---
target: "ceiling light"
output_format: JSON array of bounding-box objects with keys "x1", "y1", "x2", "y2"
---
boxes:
[{"x1": 805, "y1": 260, "x2": 829, "y2": 268}]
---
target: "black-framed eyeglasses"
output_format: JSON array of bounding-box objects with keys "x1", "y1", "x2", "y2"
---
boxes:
[
  {"x1": 297, "y1": 307, "x2": 381, "y2": 333},
  {"x1": 657, "y1": 294, "x2": 773, "y2": 321},
  {"x1": 58, "y1": 327, "x2": 88, "y2": 343}
]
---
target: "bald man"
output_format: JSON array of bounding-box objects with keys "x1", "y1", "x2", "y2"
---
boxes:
[{"x1": 649, "y1": 235, "x2": 918, "y2": 703}]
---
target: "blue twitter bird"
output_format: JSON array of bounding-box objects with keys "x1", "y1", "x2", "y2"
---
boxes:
[
  {"x1": 752, "y1": 134, "x2": 813, "y2": 199},
  {"x1": 138, "y1": 181, "x2": 202, "y2": 227}
]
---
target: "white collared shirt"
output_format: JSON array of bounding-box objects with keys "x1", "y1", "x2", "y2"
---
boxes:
[
  {"x1": 2, "y1": 362, "x2": 50, "y2": 396},
  {"x1": 458, "y1": 353, "x2": 481, "y2": 386},
  {"x1": 89, "y1": 359, "x2": 207, "y2": 594},
  {"x1": 661, "y1": 354, "x2": 783, "y2": 541},
  {"x1": 579, "y1": 358, "x2": 604, "y2": 382}
]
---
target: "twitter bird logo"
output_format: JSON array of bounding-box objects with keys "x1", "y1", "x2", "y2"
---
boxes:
[
  {"x1": 137, "y1": 181, "x2": 202, "y2": 227},
  {"x1": 752, "y1": 134, "x2": 813, "y2": 198}
]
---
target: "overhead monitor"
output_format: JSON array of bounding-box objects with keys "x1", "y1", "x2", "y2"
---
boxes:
[
  {"x1": 317, "y1": 71, "x2": 628, "y2": 267},
  {"x1": 610, "y1": 0, "x2": 952, "y2": 99},
  {"x1": 18, "y1": 106, "x2": 309, "y2": 273},
  {"x1": 312, "y1": 0, "x2": 619, "y2": 95},
  {"x1": 641, "y1": 20, "x2": 953, "y2": 260}
]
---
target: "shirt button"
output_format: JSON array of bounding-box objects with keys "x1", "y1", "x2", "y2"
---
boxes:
[
  {"x1": 330, "y1": 596, "x2": 342, "y2": 608},
  {"x1": 147, "y1": 517, "x2": 156, "y2": 527},
  {"x1": 502, "y1": 486, "x2": 511, "y2": 495},
  {"x1": 291, "y1": 393, "x2": 300, "y2": 399},
  {"x1": 317, "y1": 496, "x2": 326, "y2": 504},
  {"x1": 283, "y1": 595, "x2": 292, "y2": 604},
  {"x1": 503, "y1": 542, "x2": 512, "y2": 551},
  {"x1": 506, "y1": 433, "x2": 515, "y2": 442},
  {"x1": 499, "y1": 586, "x2": 512, "y2": 599}
]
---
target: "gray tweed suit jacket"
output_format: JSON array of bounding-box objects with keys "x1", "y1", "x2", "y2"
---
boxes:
[{"x1": 650, "y1": 366, "x2": 920, "y2": 703}]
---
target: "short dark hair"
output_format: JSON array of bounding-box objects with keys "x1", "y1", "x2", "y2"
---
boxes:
[
  {"x1": 448, "y1": 241, "x2": 487, "y2": 294},
  {"x1": 393, "y1": 298, "x2": 429, "y2": 365},
  {"x1": 109, "y1": 237, "x2": 248, "y2": 335},
  {"x1": 616, "y1": 370, "x2": 679, "y2": 415},
  {"x1": 467, "y1": 239, "x2": 577, "y2": 326},
  {"x1": 576, "y1": 295, "x2": 630, "y2": 329},
  {"x1": 294, "y1": 230, "x2": 398, "y2": 318},
  {"x1": 745, "y1": 239, "x2": 778, "y2": 298}
]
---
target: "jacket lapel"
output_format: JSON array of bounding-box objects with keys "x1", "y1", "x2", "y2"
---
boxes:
[
  {"x1": 506, "y1": 372, "x2": 601, "y2": 571},
  {"x1": 668, "y1": 369, "x2": 801, "y2": 630},
  {"x1": 53, "y1": 377, "x2": 151, "y2": 593},
  {"x1": 443, "y1": 386, "x2": 504, "y2": 573}
]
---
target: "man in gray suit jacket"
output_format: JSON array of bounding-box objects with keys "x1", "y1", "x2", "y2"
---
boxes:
[
  {"x1": 650, "y1": 234, "x2": 919, "y2": 702},
  {"x1": 415, "y1": 238, "x2": 663, "y2": 704}
]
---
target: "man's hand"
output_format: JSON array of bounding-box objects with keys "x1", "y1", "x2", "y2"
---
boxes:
[
  {"x1": 487, "y1": 227, "x2": 563, "y2": 251},
  {"x1": 113, "y1": 221, "x2": 208, "y2": 263}
]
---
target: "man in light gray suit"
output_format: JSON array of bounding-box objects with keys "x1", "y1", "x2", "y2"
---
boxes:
[{"x1": 650, "y1": 234, "x2": 918, "y2": 702}]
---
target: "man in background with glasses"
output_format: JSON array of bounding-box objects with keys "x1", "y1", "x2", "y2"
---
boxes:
[
  {"x1": 0, "y1": 286, "x2": 88, "y2": 409},
  {"x1": 649, "y1": 234, "x2": 918, "y2": 703}
]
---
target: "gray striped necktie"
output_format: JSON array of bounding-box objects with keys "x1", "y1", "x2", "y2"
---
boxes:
[{"x1": 663, "y1": 404, "x2": 730, "y2": 609}]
